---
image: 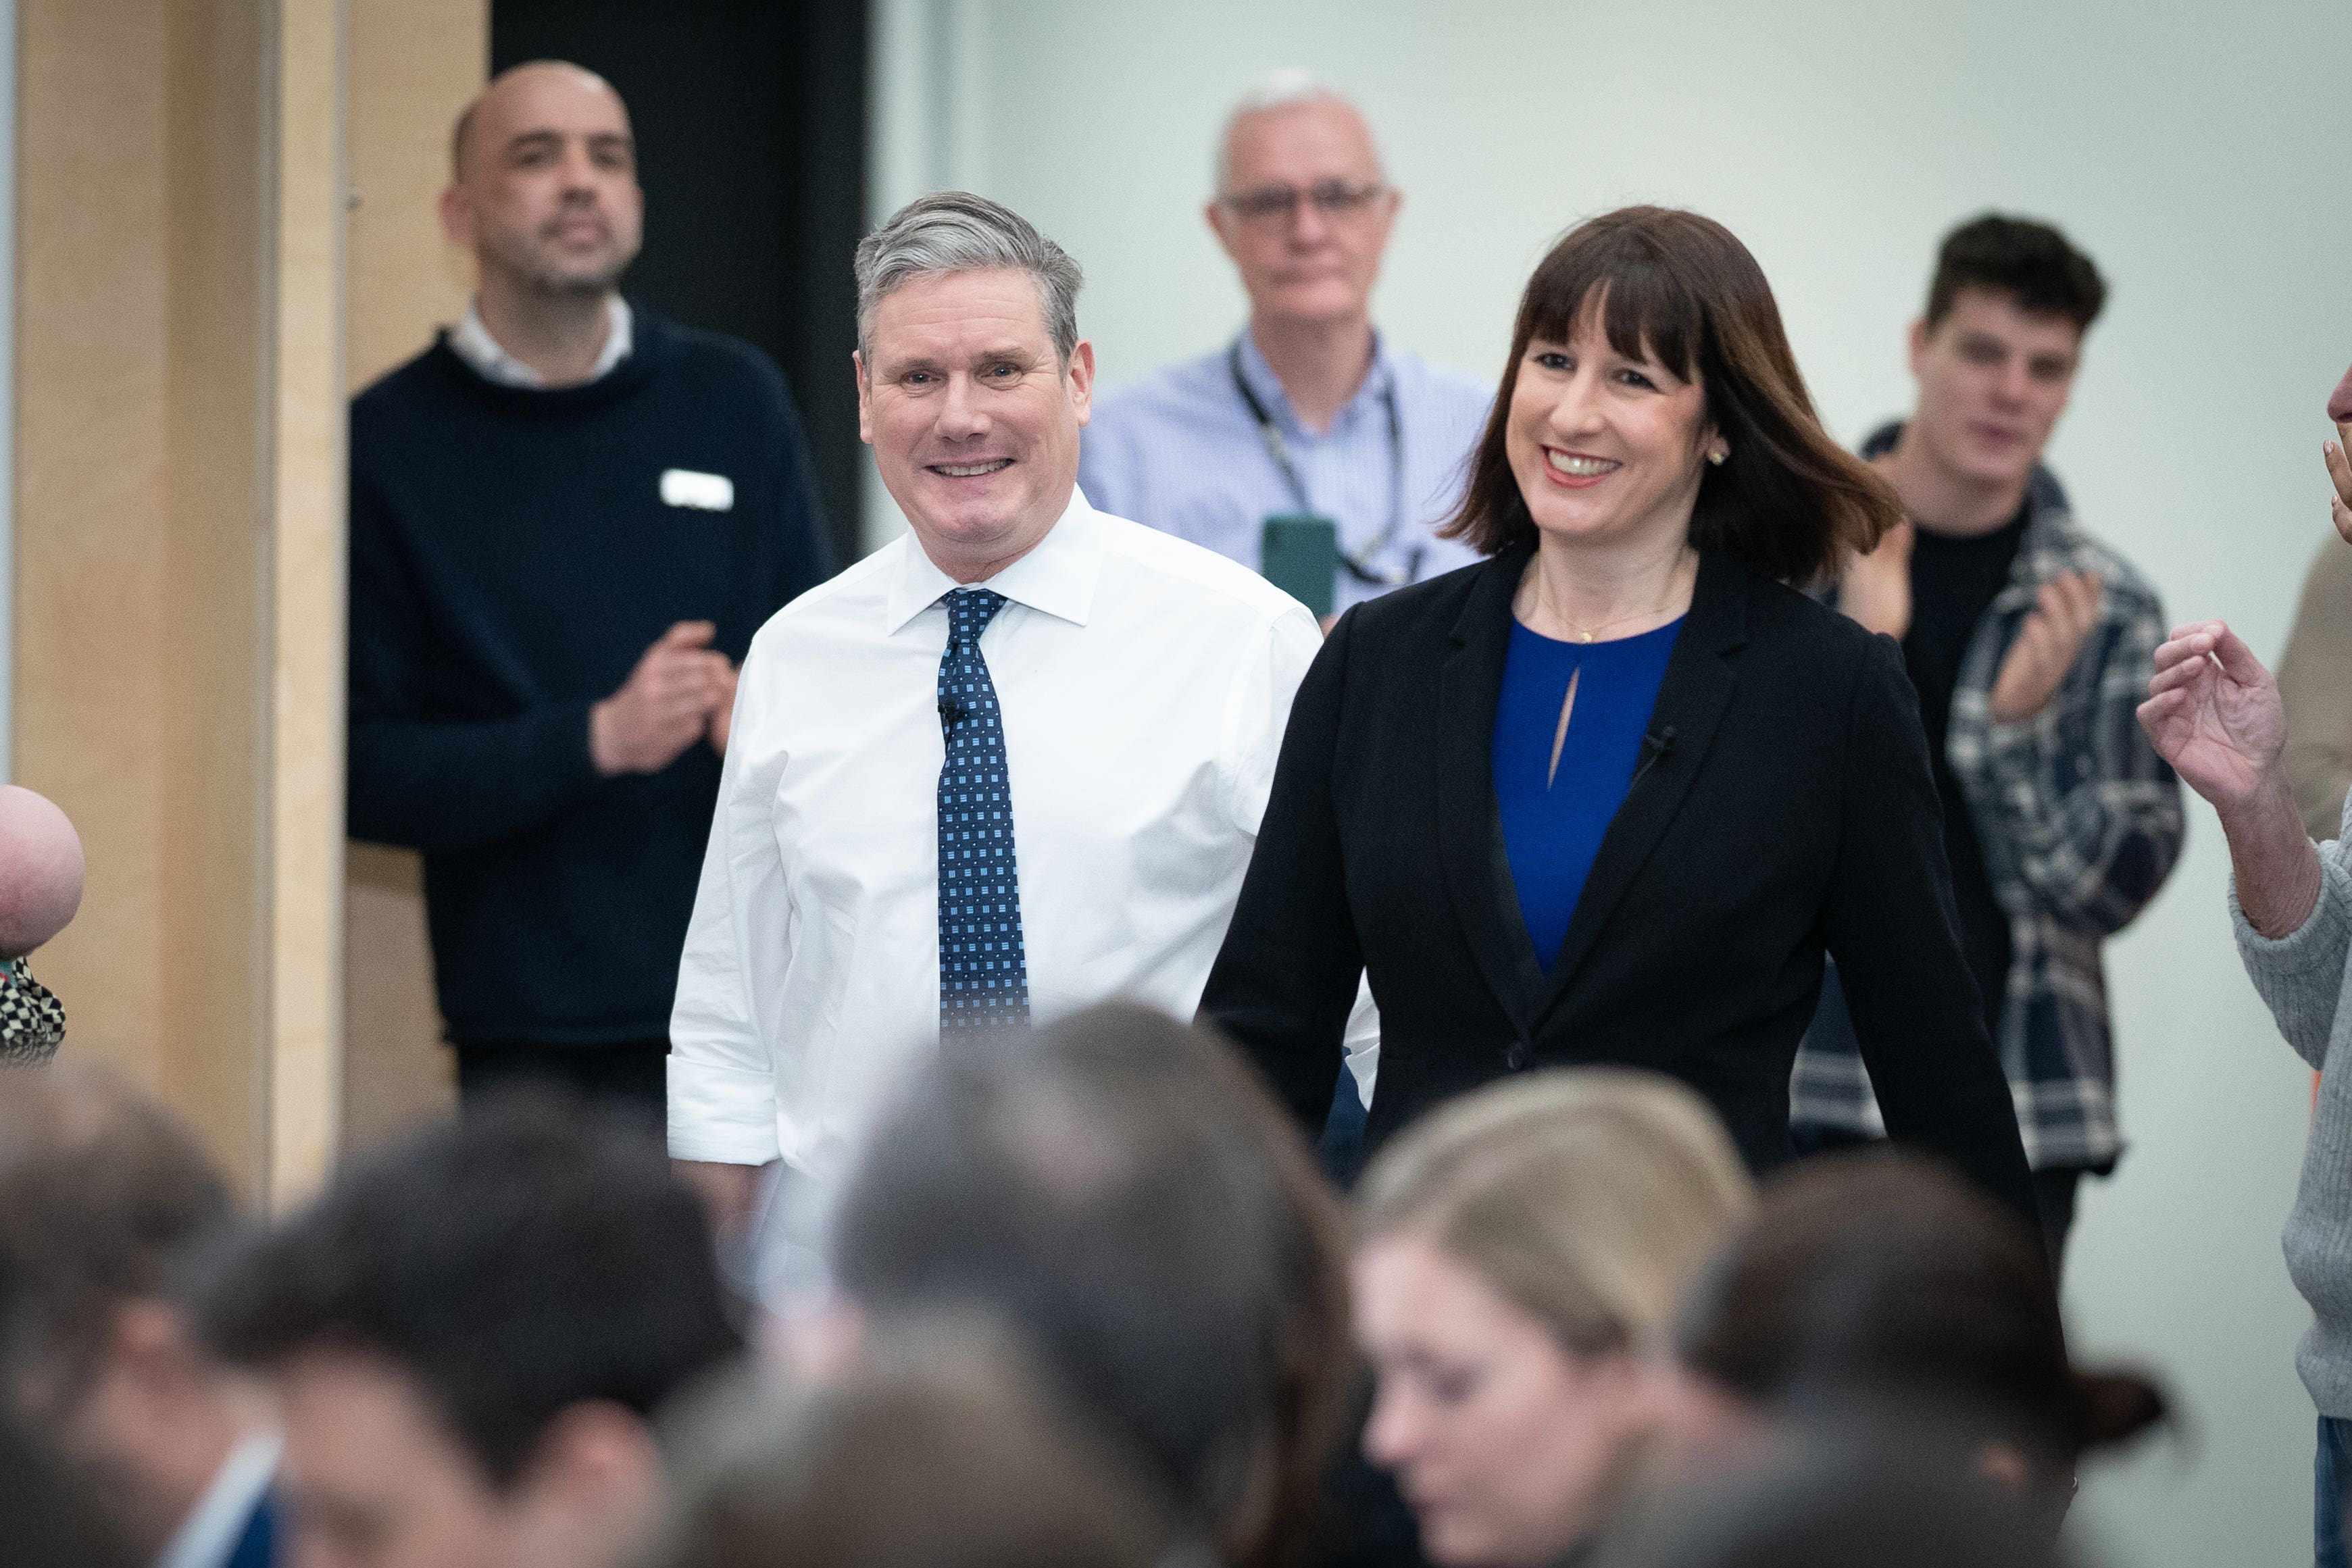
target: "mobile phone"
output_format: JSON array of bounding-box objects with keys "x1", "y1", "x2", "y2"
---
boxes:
[{"x1": 1260, "y1": 513, "x2": 1338, "y2": 619}]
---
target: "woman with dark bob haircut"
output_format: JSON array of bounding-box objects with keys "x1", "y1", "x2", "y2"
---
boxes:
[{"x1": 1202, "y1": 206, "x2": 2036, "y2": 1221}]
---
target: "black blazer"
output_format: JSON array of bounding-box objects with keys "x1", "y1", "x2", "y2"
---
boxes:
[{"x1": 1201, "y1": 540, "x2": 2038, "y2": 1223}]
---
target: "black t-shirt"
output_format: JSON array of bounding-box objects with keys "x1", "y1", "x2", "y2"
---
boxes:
[{"x1": 1903, "y1": 507, "x2": 2028, "y2": 1032}]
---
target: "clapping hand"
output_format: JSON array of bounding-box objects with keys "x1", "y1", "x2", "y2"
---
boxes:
[
  {"x1": 2136, "y1": 620, "x2": 2284, "y2": 813},
  {"x1": 591, "y1": 620, "x2": 735, "y2": 776},
  {"x1": 1988, "y1": 570, "x2": 2104, "y2": 724},
  {"x1": 2325, "y1": 434, "x2": 2352, "y2": 544},
  {"x1": 707, "y1": 661, "x2": 743, "y2": 757}
]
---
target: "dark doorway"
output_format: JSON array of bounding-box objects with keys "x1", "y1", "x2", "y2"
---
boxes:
[{"x1": 491, "y1": 0, "x2": 869, "y2": 565}]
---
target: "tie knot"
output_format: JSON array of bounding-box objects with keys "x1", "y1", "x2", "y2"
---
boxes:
[{"x1": 945, "y1": 588, "x2": 1007, "y2": 643}]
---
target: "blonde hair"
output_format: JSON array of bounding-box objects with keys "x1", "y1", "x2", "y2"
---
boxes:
[{"x1": 1357, "y1": 1069, "x2": 1753, "y2": 1355}]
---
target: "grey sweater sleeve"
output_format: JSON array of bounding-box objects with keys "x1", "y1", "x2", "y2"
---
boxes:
[{"x1": 2231, "y1": 799, "x2": 2352, "y2": 1072}]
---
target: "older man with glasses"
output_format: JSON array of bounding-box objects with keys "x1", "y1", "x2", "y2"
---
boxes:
[
  {"x1": 1078, "y1": 71, "x2": 1491, "y2": 624},
  {"x1": 1079, "y1": 76, "x2": 1472, "y2": 1180}
]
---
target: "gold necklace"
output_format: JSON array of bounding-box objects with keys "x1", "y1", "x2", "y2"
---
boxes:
[
  {"x1": 1559, "y1": 605, "x2": 1676, "y2": 644},
  {"x1": 1539, "y1": 551, "x2": 1697, "y2": 643}
]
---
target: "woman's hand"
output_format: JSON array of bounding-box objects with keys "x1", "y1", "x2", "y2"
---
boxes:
[
  {"x1": 2137, "y1": 619, "x2": 2283, "y2": 812},
  {"x1": 1839, "y1": 518, "x2": 1915, "y2": 640}
]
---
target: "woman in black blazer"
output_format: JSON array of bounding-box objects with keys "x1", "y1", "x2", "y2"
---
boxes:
[{"x1": 1203, "y1": 207, "x2": 2036, "y2": 1222}]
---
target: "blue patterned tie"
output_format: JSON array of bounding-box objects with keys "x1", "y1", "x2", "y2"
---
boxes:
[{"x1": 936, "y1": 588, "x2": 1030, "y2": 1032}]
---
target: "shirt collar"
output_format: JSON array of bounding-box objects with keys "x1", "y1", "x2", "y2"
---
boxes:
[
  {"x1": 1234, "y1": 326, "x2": 1395, "y2": 436},
  {"x1": 449, "y1": 296, "x2": 633, "y2": 388},
  {"x1": 883, "y1": 486, "x2": 1104, "y2": 635},
  {"x1": 154, "y1": 1430, "x2": 281, "y2": 1568}
]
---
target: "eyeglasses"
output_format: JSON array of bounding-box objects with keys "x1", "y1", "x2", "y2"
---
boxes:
[{"x1": 1218, "y1": 180, "x2": 1389, "y2": 226}]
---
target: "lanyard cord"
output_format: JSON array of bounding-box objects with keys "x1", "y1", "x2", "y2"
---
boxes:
[{"x1": 1229, "y1": 341, "x2": 1416, "y2": 587}]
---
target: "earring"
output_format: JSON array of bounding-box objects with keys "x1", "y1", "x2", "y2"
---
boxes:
[{"x1": 1707, "y1": 446, "x2": 1728, "y2": 466}]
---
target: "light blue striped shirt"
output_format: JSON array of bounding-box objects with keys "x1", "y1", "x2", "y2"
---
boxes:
[{"x1": 1078, "y1": 331, "x2": 1494, "y2": 614}]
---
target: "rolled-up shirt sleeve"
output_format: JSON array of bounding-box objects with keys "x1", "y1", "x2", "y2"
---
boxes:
[{"x1": 668, "y1": 625, "x2": 791, "y2": 1165}]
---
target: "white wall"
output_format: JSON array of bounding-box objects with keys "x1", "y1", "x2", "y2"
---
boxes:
[{"x1": 870, "y1": 3, "x2": 2351, "y2": 1561}]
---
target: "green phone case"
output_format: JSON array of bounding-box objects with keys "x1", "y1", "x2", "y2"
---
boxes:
[{"x1": 1260, "y1": 513, "x2": 1338, "y2": 619}]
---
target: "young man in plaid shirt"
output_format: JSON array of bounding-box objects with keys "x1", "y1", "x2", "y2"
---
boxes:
[{"x1": 1792, "y1": 215, "x2": 2184, "y2": 1271}]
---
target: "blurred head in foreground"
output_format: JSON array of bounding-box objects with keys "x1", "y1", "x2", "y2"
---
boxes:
[
  {"x1": 1673, "y1": 1148, "x2": 2165, "y2": 1532},
  {"x1": 643, "y1": 1317, "x2": 1174, "y2": 1568},
  {"x1": 0, "y1": 1402, "x2": 145, "y2": 1568},
  {"x1": 1350, "y1": 1069, "x2": 1755, "y2": 1568},
  {"x1": 0, "y1": 1063, "x2": 264, "y2": 1562},
  {"x1": 199, "y1": 1094, "x2": 741, "y2": 1568},
  {"x1": 1589, "y1": 1426, "x2": 2069, "y2": 1568},
  {"x1": 827, "y1": 1004, "x2": 1353, "y2": 1568}
]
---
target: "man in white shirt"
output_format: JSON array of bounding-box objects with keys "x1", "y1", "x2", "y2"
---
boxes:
[{"x1": 668, "y1": 192, "x2": 1322, "y2": 1217}]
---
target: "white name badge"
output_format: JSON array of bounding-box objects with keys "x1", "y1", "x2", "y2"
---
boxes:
[{"x1": 660, "y1": 468, "x2": 735, "y2": 511}]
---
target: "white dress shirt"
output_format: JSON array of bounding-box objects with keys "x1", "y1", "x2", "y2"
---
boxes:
[
  {"x1": 154, "y1": 1430, "x2": 280, "y2": 1568},
  {"x1": 668, "y1": 488, "x2": 1324, "y2": 1172},
  {"x1": 448, "y1": 295, "x2": 634, "y2": 387}
]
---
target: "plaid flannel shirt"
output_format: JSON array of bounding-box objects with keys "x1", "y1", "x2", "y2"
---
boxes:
[{"x1": 1790, "y1": 434, "x2": 2184, "y2": 1170}]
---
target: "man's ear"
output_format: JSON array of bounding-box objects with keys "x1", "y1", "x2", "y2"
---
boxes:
[
  {"x1": 106, "y1": 1299, "x2": 203, "y2": 1400},
  {"x1": 524, "y1": 1400, "x2": 663, "y2": 1527},
  {"x1": 438, "y1": 184, "x2": 476, "y2": 253},
  {"x1": 1905, "y1": 317, "x2": 1930, "y2": 380},
  {"x1": 853, "y1": 351, "x2": 874, "y2": 445},
  {"x1": 1204, "y1": 201, "x2": 1242, "y2": 265},
  {"x1": 1066, "y1": 339, "x2": 1096, "y2": 427}
]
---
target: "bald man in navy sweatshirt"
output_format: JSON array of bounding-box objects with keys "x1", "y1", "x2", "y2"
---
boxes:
[{"x1": 348, "y1": 62, "x2": 830, "y2": 1116}]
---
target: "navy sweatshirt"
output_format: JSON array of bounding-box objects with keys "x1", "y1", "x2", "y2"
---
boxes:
[{"x1": 348, "y1": 307, "x2": 833, "y2": 1047}]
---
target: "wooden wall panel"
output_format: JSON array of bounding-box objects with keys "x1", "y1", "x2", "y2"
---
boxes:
[
  {"x1": 16, "y1": 0, "x2": 347, "y2": 1199},
  {"x1": 159, "y1": 0, "x2": 269, "y2": 1190},
  {"x1": 15, "y1": 1, "x2": 174, "y2": 1093},
  {"x1": 271, "y1": 0, "x2": 349, "y2": 1199},
  {"x1": 341, "y1": 0, "x2": 486, "y2": 1147}
]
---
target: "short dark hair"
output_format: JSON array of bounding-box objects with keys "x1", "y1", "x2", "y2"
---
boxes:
[
  {"x1": 1675, "y1": 1150, "x2": 2164, "y2": 1482},
  {"x1": 647, "y1": 1319, "x2": 1174, "y2": 1568},
  {"x1": 0, "y1": 1064, "x2": 235, "y2": 1418},
  {"x1": 198, "y1": 1094, "x2": 741, "y2": 1488},
  {"x1": 1445, "y1": 206, "x2": 1899, "y2": 585},
  {"x1": 830, "y1": 1005, "x2": 1353, "y2": 1568},
  {"x1": 1924, "y1": 215, "x2": 2107, "y2": 334},
  {"x1": 1591, "y1": 1426, "x2": 2066, "y2": 1568},
  {"x1": 0, "y1": 1404, "x2": 145, "y2": 1568}
]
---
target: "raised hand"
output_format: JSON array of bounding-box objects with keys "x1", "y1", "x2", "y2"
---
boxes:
[
  {"x1": 1838, "y1": 517, "x2": 1915, "y2": 640},
  {"x1": 2135, "y1": 619, "x2": 2284, "y2": 812},
  {"x1": 2325, "y1": 434, "x2": 2352, "y2": 545},
  {"x1": 1988, "y1": 570, "x2": 2103, "y2": 724},
  {"x1": 591, "y1": 620, "x2": 731, "y2": 776},
  {"x1": 707, "y1": 661, "x2": 742, "y2": 757}
]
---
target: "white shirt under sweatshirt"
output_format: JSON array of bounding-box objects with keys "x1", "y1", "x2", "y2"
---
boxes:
[{"x1": 448, "y1": 296, "x2": 632, "y2": 388}]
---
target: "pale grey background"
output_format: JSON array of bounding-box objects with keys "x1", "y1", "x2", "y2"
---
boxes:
[{"x1": 864, "y1": 3, "x2": 2351, "y2": 1560}]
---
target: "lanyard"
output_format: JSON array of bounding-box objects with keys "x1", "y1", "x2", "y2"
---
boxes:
[{"x1": 1229, "y1": 341, "x2": 1418, "y2": 588}]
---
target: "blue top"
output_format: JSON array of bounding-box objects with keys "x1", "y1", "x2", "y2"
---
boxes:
[
  {"x1": 347, "y1": 307, "x2": 834, "y2": 1045},
  {"x1": 1493, "y1": 615, "x2": 1684, "y2": 972},
  {"x1": 1077, "y1": 332, "x2": 1492, "y2": 614}
]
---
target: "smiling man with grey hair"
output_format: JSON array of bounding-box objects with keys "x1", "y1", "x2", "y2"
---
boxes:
[{"x1": 668, "y1": 192, "x2": 1322, "y2": 1223}]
